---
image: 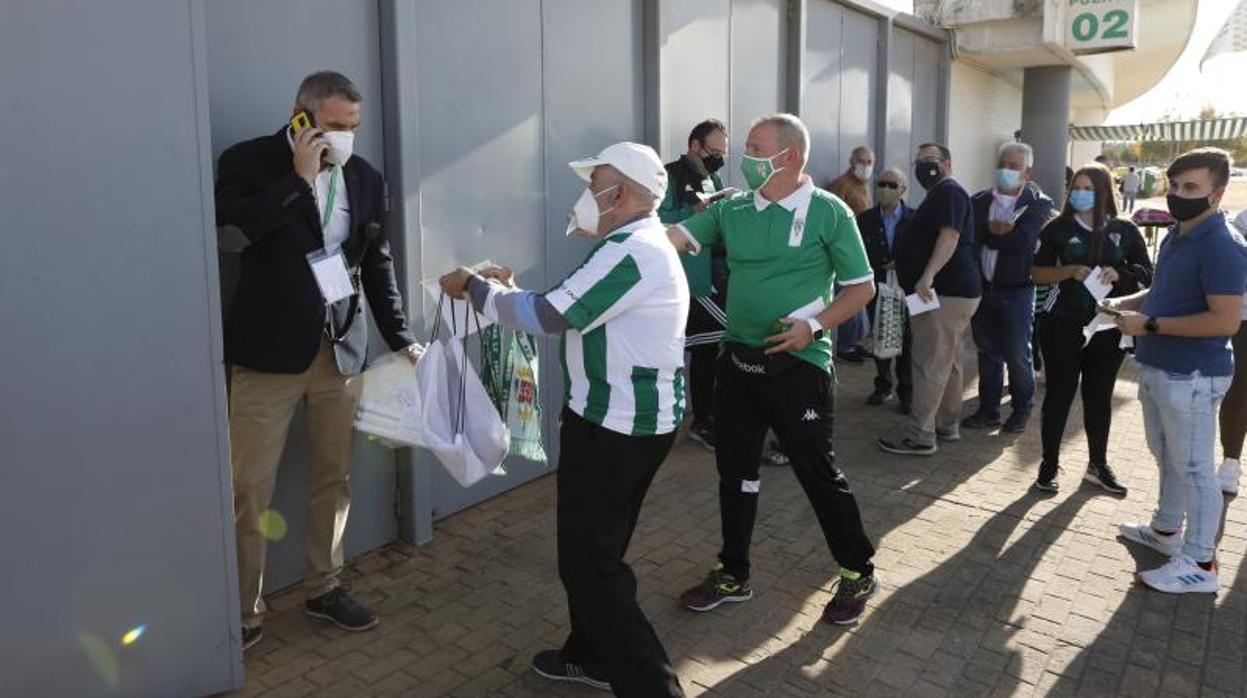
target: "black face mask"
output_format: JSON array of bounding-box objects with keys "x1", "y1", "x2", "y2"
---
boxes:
[
  {"x1": 1166, "y1": 192, "x2": 1213, "y2": 222},
  {"x1": 915, "y1": 161, "x2": 943, "y2": 190},
  {"x1": 702, "y1": 153, "x2": 725, "y2": 174}
]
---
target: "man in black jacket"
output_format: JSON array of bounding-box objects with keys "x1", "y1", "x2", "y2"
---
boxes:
[
  {"x1": 658, "y1": 118, "x2": 731, "y2": 450},
  {"x1": 857, "y1": 167, "x2": 914, "y2": 412},
  {"x1": 962, "y1": 142, "x2": 1054, "y2": 434},
  {"x1": 215, "y1": 71, "x2": 422, "y2": 650}
]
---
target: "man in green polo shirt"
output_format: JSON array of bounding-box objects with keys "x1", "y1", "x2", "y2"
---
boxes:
[{"x1": 667, "y1": 113, "x2": 881, "y2": 626}]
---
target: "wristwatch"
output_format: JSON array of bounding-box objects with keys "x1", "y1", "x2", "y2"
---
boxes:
[
  {"x1": 805, "y1": 316, "x2": 825, "y2": 340},
  {"x1": 1144, "y1": 317, "x2": 1159, "y2": 334}
]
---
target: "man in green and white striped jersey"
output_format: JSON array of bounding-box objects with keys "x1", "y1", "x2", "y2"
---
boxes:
[{"x1": 440, "y1": 142, "x2": 688, "y2": 697}]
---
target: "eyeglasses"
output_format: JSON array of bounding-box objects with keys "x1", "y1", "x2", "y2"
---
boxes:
[{"x1": 877, "y1": 181, "x2": 900, "y2": 190}]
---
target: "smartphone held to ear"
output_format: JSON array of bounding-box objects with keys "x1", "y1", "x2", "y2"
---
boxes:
[{"x1": 290, "y1": 109, "x2": 315, "y2": 136}]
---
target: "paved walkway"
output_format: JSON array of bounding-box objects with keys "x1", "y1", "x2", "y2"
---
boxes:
[{"x1": 226, "y1": 355, "x2": 1247, "y2": 697}]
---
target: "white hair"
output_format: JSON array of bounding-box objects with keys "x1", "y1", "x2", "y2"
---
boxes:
[
  {"x1": 880, "y1": 166, "x2": 908, "y2": 188},
  {"x1": 998, "y1": 141, "x2": 1034, "y2": 169},
  {"x1": 751, "y1": 113, "x2": 810, "y2": 159}
]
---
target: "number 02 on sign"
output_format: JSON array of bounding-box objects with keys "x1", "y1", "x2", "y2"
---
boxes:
[{"x1": 1067, "y1": 0, "x2": 1137, "y2": 55}]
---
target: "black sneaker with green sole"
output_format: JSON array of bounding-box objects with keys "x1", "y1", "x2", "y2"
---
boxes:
[
  {"x1": 681, "y1": 563, "x2": 754, "y2": 612},
  {"x1": 823, "y1": 570, "x2": 878, "y2": 625}
]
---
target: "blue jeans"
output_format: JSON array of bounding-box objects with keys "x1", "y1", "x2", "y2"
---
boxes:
[
  {"x1": 836, "y1": 292, "x2": 868, "y2": 352},
  {"x1": 970, "y1": 286, "x2": 1036, "y2": 416},
  {"x1": 1139, "y1": 365, "x2": 1230, "y2": 563}
]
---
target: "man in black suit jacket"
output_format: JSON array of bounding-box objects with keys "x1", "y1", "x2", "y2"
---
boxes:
[
  {"x1": 857, "y1": 167, "x2": 915, "y2": 412},
  {"x1": 215, "y1": 71, "x2": 421, "y2": 650}
]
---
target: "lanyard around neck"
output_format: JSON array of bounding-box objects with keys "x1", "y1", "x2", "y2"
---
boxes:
[{"x1": 320, "y1": 165, "x2": 340, "y2": 230}]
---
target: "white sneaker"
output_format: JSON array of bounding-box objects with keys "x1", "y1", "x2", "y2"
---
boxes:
[
  {"x1": 1138, "y1": 555, "x2": 1219, "y2": 594},
  {"x1": 1219, "y1": 458, "x2": 1241, "y2": 495},
  {"x1": 1118, "y1": 522, "x2": 1182, "y2": 557}
]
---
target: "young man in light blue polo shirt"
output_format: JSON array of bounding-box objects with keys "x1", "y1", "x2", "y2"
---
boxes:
[{"x1": 1108, "y1": 148, "x2": 1247, "y2": 594}]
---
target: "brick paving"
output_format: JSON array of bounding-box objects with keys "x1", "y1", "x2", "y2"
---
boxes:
[{"x1": 223, "y1": 353, "x2": 1247, "y2": 697}]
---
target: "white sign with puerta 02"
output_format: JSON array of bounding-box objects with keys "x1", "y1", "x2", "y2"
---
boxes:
[{"x1": 1066, "y1": 0, "x2": 1137, "y2": 55}]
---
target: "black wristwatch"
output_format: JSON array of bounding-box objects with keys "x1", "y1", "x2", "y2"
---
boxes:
[{"x1": 1144, "y1": 317, "x2": 1160, "y2": 334}]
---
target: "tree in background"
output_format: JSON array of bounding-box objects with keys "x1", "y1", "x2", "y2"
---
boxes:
[{"x1": 1135, "y1": 106, "x2": 1247, "y2": 165}]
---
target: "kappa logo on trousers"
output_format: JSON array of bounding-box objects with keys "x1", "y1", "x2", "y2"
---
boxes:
[{"x1": 801, "y1": 408, "x2": 819, "y2": 422}]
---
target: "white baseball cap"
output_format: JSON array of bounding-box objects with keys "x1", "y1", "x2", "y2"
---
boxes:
[{"x1": 569, "y1": 142, "x2": 667, "y2": 199}]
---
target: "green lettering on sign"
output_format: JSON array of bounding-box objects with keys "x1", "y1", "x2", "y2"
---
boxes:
[
  {"x1": 1102, "y1": 9, "x2": 1129, "y2": 39},
  {"x1": 1071, "y1": 13, "x2": 1098, "y2": 41}
]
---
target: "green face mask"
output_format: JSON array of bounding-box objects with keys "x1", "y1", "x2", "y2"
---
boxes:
[{"x1": 740, "y1": 148, "x2": 788, "y2": 190}]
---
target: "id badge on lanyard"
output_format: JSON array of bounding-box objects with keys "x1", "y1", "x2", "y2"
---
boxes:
[
  {"x1": 305, "y1": 165, "x2": 355, "y2": 305},
  {"x1": 307, "y1": 249, "x2": 355, "y2": 304}
]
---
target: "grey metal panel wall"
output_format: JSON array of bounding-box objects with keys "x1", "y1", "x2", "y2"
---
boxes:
[
  {"x1": 659, "y1": 0, "x2": 732, "y2": 162},
  {"x1": 839, "y1": 9, "x2": 880, "y2": 170},
  {"x1": 0, "y1": 0, "x2": 240, "y2": 694},
  {"x1": 911, "y1": 33, "x2": 943, "y2": 156},
  {"x1": 203, "y1": 0, "x2": 399, "y2": 593},
  {"x1": 885, "y1": 28, "x2": 943, "y2": 205},
  {"x1": 728, "y1": 0, "x2": 788, "y2": 189},
  {"x1": 887, "y1": 28, "x2": 923, "y2": 205},
  {"x1": 804, "y1": 1, "x2": 880, "y2": 187},
  {"x1": 411, "y1": 0, "x2": 548, "y2": 518},
  {"x1": 539, "y1": 0, "x2": 647, "y2": 470},
  {"x1": 803, "y1": 1, "x2": 843, "y2": 185},
  {"x1": 658, "y1": 0, "x2": 786, "y2": 187}
]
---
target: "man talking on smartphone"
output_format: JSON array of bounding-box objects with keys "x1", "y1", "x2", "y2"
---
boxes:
[{"x1": 215, "y1": 71, "x2": 422, "y2": 650}]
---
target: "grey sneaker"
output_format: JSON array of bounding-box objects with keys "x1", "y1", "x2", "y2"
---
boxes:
[
  {"x1": 877, "y1": 435, "x2": 937, "y2": 456},
  {"x1": 531, "y1": 649, "x2": 611, "y2": 691},
  {"x1": 241, "y1": 626, "x2": 263, "y2": 651},
  {"x1": 960, "y1": 411, "x2": 1001, "y2": 429},
  {"x1": 688, "y1": 422, "x2": 716, "y2": 451},
  {"x1": 1084, "y1": 463, "x2": 1127, "y2": 496},
  {"x1": 1118, "y1": 522, "x2": 1182, "y2": 557},
  {"x1": 1032, "y1": 461, "x2": 1060, "y2": 493},
  {"x1": 1002, "y1": 411, "x2": 1031, "y2": 434},
  {"x1": 305, "y1": 587, "x2": 379, "y2": 632}
]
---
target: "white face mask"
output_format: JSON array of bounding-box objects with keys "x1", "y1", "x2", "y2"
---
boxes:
[
  {"x1": 323, "y1": 130, "x2": 355, "y2": 166},
  {"x1": 565, "y1": 185, "x2": 618, "y2": 236},
  {"x1": 853, "y1": 163, "x2": 873, "y2": 181}
]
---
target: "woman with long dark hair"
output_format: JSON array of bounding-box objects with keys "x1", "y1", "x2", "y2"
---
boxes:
[{"x1": 1030, "y1": 163, "x2": 1153, "y2": 494}]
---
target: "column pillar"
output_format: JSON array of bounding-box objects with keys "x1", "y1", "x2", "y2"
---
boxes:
[{"x1": 1020, "y1": 65, "x2": 1072, "y2": 201}]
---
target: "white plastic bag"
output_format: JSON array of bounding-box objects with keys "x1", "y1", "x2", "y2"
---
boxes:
[
  {"x1": 416, "y1": 296, "x2": 511, "y2": 488},
  {"x1": 354, "y1": 352, "x2": 424, "y2": 448},
  {"x1": 872, "y1": 268, "x2": 906, "y2": 360}
]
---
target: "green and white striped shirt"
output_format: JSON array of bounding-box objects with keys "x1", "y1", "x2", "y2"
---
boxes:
[{"x1": 545, "y1": 215, "x2": 690, "y2": 436}]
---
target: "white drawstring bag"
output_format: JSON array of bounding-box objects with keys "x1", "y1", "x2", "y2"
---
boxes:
[{"x1": 417, "y1": 295, "x2": 510, "y2": 488}]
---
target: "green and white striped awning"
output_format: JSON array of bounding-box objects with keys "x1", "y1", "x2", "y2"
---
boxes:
[{"x1": 1069, "y1": 117, "x2": 1247, "y2": 142}]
